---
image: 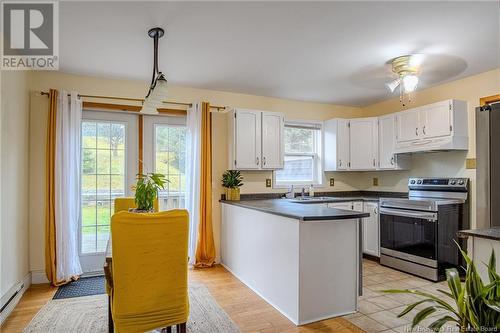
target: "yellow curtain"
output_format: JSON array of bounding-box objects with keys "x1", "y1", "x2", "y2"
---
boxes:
[
  {"x1": 194, "y1": 102, "x2": 216, "y2": 267},
  {"x1": 45, "y1": 89, "x2": 59, "y2": 285}
]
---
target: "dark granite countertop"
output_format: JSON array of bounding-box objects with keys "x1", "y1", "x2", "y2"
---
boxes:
[
  {"x1": 238, "y1": 191, "x2": 408, "y2": 202},
  {"x1": 220, "y1": 199, "x2": 370, "y2": 221},
  {"x1": 458, "y1": 227, "x2": 500, "y2": 241}
]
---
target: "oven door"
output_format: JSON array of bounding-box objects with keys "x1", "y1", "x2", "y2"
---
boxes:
[{"x1": 380, "y1": 207, "x2": 438, "y2": 267}]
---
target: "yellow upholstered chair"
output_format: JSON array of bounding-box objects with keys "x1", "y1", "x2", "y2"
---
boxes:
[
  {"x1": 113, "y1": 197, "x2": 159, "y2": 213},
  {"x1": 108, "y1": 210, "x2": 189, "y2": 333}
]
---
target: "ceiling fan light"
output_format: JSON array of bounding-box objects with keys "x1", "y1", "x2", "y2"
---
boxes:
[
  {"x1": 386, "y1": 78, "x2": 401, "y2": 93},
  {"x1": 402, "y1": 74, "x2": 419, "y2": 92}
]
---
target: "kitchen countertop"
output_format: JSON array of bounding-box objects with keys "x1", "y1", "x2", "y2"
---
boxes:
[
  {"x1": 458, "y1": 227, "x2": 500, "y2": 241},
  {"x1": 220, "y1": 199, "x2": 370, "y2": 221}
]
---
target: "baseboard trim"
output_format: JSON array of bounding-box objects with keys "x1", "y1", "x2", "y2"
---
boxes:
[
  {"x1": 31, "y1": 270, "x2": 49, "y2": 284},
  {"x1": 0, "y1": 273, "x2": 32, "y2": 325}
]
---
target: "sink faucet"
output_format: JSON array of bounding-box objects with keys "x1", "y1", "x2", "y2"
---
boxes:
[
  {"x1": 301, "y1": 187, "x2": 306, "y2": 198},
  {"x1": 285, "y1": 185, "x2": 295, "y2": 199}
]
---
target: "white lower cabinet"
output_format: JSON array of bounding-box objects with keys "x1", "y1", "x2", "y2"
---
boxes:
[
  {"x1": 362, "y1": 202, "x2": 380, "y2": 257},
  {"x1": 327, "y1": 201, "x2": 353, "y2": 210}
]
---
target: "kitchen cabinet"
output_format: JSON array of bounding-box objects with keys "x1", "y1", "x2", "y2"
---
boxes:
[
  {"x1": 228, "y1": 108, "x2": 284, "y2": 170},
  {"x1": 362, "y1": 202, "x2": 380, "y2": 257},
  {"x1": 324, "y1": 119, "x2": 350, "y2": 171},
  {"x1": 349, "y1": 118, "x2": 378, "y2": 170},
  {"x1": 395, "y1": 99, "x2": 468, "y2": 153},
  {"x1": 327, "y1": 201, "x2": 354, "y2": 210},
  {"x1": 261, "y1": 112, "x2": 284, "y2": 169},
  {"x1": 378, "y1": 115, "x2": 409, "y2": 170}
]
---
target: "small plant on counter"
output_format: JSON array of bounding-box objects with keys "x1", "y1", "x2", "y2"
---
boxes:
[
  {"x1": 222, "y1": 170, "x2": 243, "y2": 201},
  {"x1": 132, "y1": 173, "x2": 168, "y2": 212},
  {"x1": 383, "y1": 244, "x2": 500, "y2": 332}
]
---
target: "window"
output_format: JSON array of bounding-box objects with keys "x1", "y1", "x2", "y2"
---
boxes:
[
  {"x1": 81, "y1": 120, "x2": 127, "y2": 254},
  {"x1": 274, "y1": 122, "x2": 323, "y2": 187},
  {"x1": 154, "y1": 124, "x2": 187, "y2": 210}
]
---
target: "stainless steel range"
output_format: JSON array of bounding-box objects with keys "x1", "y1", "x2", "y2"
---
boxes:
[{"x1": 379, "y1": 178, "x2": 469, "y2": 281}]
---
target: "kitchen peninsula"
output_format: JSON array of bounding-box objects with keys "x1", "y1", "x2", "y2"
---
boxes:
[{"x1": 220, "y1": 199, "x2": 369, "y2": 325}]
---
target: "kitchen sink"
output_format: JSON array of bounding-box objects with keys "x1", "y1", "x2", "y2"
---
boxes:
[{"x1": 289, "y1": 196, "x2": 333, "y2": 203}]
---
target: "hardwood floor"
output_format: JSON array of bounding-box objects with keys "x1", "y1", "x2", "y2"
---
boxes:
[{"x1": 1, "y1": 265, "x2": 364, "y2": 333}]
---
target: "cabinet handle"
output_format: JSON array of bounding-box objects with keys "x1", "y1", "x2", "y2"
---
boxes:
[
  {"x1": 373, "y1": 158, "x2": 376, "y2": 167},
  {"x1": 339, "y1": 160, "x2": 342, "y2": 167},
  {"x1": 390, "y1": 156, "x2": 394, "y2": 165},
  {"x1": 415, "y1": 127, "x2": 419, "y2": 136},
  {"x1": 256, "y1": 157, "x2": 259, "y2": 166},
  {"x1": 263, "y1": 156, "x2": 266, "y2": 166},
  {"x1": 423, "y1": 126, "x2": 426, "y2": 135}
]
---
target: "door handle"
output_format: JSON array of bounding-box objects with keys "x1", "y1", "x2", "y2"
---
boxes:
[{"x1": 256, "y1": 157, "x2": 259, "y2": 166}]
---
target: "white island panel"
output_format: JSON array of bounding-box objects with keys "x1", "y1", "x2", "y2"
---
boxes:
[{"x1": 221, "y1": 203, "x2": 359, "y2": 325}]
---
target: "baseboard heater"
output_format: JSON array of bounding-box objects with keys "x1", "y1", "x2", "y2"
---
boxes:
[{"x1": 0, "y1": 283, "x2": 24, "y2": 314}]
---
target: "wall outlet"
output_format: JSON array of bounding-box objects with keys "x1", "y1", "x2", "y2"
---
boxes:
[
  {"x1": 466, "y1": 158, "x2": 476, "y2": 169},
  {"x1": 329, "y1": 178, "x2": 335, "y2": 186},
  {"x1": 373, "y1": 177, "x2": 379, "y2": 186},
  {"x1": 266, "y1": 179, "x2": 272, "y2": 187}
]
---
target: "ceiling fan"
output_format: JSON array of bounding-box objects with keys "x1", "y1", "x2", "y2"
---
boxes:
[{"x1": 385, "y1": 54, "x2": 425, "y2": 106}]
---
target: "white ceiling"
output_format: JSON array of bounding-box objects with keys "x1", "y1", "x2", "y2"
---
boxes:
[{"x1": 59, "y1": 1, "x2": 499, "y2": 106}]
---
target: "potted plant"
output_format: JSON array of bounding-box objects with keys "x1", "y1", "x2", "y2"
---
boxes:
[
  {"x1": 131, "y1": 173, "x2": 168, "y2": 213},
  {"x1": 222, "y1": 170, "x2": 243, "y2": 201},
  {"x1": 384, "y1": 244, "x2": 500, "y2": 332}
]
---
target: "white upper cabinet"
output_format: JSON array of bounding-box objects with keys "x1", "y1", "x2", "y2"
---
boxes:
[
  {"x1": 349, "y1": 118, "x2": 378, "y2": 170},
  {"x1": 324, "y1": 119, "x2": 350, "y2": 171},
  {"x1": 228, "y1": 108, "x2": 284, "y2": 170},
  {"x1": 378, "y1": 115, "x2": 409, "y2": 170},
  {"x1": 395, "y1": 99, "x2": 468, "y2": 153},
  {"x1": 396, "y1": 108, "x2": 420, "y2": 142},
  {"x1": 261, "y1": 112, "x2": 284, "y2": 169}
]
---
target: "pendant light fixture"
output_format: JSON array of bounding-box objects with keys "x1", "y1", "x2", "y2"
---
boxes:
[{"x1": 141, "y1": 27, "x2": 168, "y2": 114}]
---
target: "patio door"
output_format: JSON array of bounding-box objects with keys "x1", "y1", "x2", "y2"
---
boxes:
[{"x1": 79, "y1": 110, "x2": 138, "y2": 274}]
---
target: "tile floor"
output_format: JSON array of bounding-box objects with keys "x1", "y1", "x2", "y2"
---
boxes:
[{"x1": 343, "y1": 259, "x2": 459, "y2": 333}]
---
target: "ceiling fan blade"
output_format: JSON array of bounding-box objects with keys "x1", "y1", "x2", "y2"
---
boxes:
[{"x1": 386, "y1": 78, "x2": 401, "y2": 93}]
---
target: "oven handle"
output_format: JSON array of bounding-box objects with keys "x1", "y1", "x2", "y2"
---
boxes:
[{"x1": 379, "y1": 207, "x2": 437, "y2": 221}]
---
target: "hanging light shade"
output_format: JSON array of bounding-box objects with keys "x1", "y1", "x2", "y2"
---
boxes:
[{"x1": 140, "y1": 27, "x2": 167, "y2": 114}]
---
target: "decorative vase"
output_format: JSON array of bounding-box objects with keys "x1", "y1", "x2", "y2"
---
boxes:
[{"x1": 226, "y1": 188, "x2": 240, "y2": 201}]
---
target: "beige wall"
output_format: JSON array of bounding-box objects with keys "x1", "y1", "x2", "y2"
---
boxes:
[
  {"x1": 359, "y1": 68, "x2": 500, "y2": 229},
  {"x1": 1, "y1": 71, "x2": 31, "y2": 296},
  {"x1": 27, "y1": 71, "x2": 363, "y2": 271}
]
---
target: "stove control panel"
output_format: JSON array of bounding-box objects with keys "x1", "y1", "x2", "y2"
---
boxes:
[{"x1": 408, "y1": 178, "x2": 468, "y2": 190}]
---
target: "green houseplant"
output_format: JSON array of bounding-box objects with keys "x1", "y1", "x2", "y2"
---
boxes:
[
  {"x1": 384, "y1": 245, "x2": 500, "y2": 332},
  {"x1": 132, "y1": 173, "x2": 168, "y2": 212},
  {"x1": 222, "y1": 170, "x2": 243, "y2": 201}
]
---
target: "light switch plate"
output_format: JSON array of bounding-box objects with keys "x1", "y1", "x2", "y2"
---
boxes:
[
  {"x1": 329, "y1": 178, "x2": 335, "y2": 186},
  {"x1": 466, "y1": 158, "x2": 476, "y2": 169},
  {"x1": 373, "y1": 177, "x2": 379, "y2": 186},
  {"x1": 266, "y1": 179, "x2": 272, "y2": 187}
]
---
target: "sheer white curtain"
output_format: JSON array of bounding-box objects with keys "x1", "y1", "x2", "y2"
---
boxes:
[
  {"x1": 55, "y1": 90, "x2": 83, "y2": 281},
  {"x1": 185, "y1": 102, "x2": 202, "y2": 265}
]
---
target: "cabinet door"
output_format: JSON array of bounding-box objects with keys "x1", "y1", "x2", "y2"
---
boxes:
[
  {"x1": 328, "y1": 201, "x2": 353, "y2": 210},
  {"x1": 362, "y1": 202, "x2": 380, "y2": 257},
  {"x1": 421, "y1": 101, "x2": 452, "y2": 138},
  {"x1": 378, "y1": 115, "x2": 396, "y2": 169},
  {"x1": 350, "y1": 118, "x2": 378, "y2": 170},
  {"x1": 337, "y1": 119, "x2": 350, "y2": 170},
  {"x1": 396, "y1": 109, "x2": 420, "y2": 142},
  {"x1": 234, "y1": 110, "x2": 261, "y2": 169},
  {"x1": 261, "y1": 112, "x2": 284, "y2": 169}
]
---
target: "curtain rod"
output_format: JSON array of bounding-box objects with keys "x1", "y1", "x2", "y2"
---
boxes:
[{"x1": 39, "y1": 91, "x2": 227, "y2": 110}]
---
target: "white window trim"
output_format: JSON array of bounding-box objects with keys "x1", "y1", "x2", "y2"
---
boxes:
[{"x1": 273, "y1": 120, "x2": 324, "y2": 188}]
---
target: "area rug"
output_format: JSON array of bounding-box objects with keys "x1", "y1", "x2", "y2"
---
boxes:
[
  {"x1": 53, "y1": 276, "x2": 105, "y2": 299},
  {"x1": 24, "y1": 282, "x2": 240, "y2": 333}
]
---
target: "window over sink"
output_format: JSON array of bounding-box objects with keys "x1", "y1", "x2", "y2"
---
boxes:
[{"x1": 273, "y1": 121, "x2": 323, "y2": 187}]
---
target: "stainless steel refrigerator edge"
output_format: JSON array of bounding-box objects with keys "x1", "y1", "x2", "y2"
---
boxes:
[{"x1": 476, "y1": 103, "x2": 500, "y2": 229}]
